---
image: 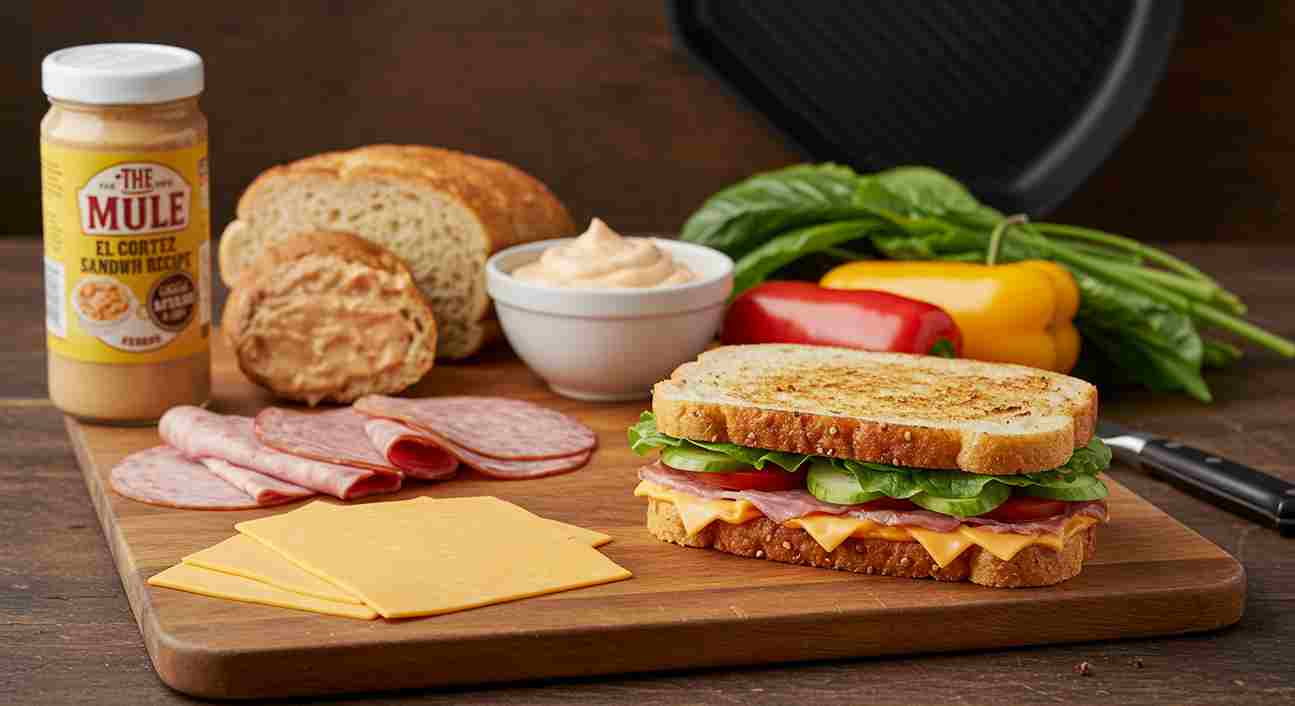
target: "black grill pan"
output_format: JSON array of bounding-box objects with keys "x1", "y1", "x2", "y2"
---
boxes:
[{"x1": 669, "y1": 0, "x2": 1181, "y2": 214}]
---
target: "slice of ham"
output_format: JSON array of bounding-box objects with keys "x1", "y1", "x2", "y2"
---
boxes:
[
  {"x1": 363, "y1": 419, "x2": 459, "y2": 480},
  {"x1": 160, "y1": 406, "x2": 402, "y2": 500},
  {"x1": 110, "y1": 446, "x2": 300, "y2": 510},
  {"x1": 255, "y1": 407, "x2": 396, "y2": 473},
  {"x1": 449, "y1": 444, "x2": 592, "y2": 480},
  {"x1": 196, "y1": 457, "x2": 315, "y2": 505},
  {"x1": 963, "y1": 501, "x2": 1108, "y2": 534},
  {"x1": 365, "y1": 418, "x2": 589, "y2": 479},
  {"x1": 638, "y1": 462, "x2": 1109, "y2": 534},
  {"x1": 354, "y1": 395, "x2": 596, "y2": 460}
]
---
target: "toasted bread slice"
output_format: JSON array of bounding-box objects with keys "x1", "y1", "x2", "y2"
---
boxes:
[
  {"x1": 652, "y1": 345, "x2": 1097, "y2": 474},
  {"x1": 645, "y1": 499, "x2": 1097, "y2": 588}
]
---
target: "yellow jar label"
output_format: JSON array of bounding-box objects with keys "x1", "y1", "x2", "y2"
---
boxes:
[{"x1": 41, "y1": 142, "x2": 210, "y2": 364}]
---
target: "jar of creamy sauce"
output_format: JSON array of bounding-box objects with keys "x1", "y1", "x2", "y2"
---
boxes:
[
  {"x1": 512, "y1": 218, "x2": 697, "y2": 288},
  {"x1": 41, "y1": 44, "x2": 211, "y2": 425}
]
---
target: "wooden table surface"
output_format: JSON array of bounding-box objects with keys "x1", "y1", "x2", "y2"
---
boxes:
[{"x1": 3, "y1": 237, "x2": 1293, "y2": 705}]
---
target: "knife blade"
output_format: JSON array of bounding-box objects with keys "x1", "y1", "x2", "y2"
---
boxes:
[{"x1": 1097, "y1": 420, "x2": 1294, "y2": 536}]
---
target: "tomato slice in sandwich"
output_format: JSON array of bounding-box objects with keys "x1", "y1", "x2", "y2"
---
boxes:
[
  {"x1": 673, "y1": 466, "x2": 808, "y2": 491},
  {"x1": 980, "y1": 496, "x2": 1069, "y2": 522}
]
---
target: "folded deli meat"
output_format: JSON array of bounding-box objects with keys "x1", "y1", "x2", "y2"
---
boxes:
[
  {"x1": 631, "y1": 344, "x2": 1110, "y2": 588},
  {"x1": 110, "y1": 397, "x2": 596, "y2": 510}
]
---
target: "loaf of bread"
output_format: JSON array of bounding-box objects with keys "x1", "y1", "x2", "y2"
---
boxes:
[
  {"x1": 219, "y1": 145, "x2": 576, "y2": 358},
  {"x1": 223, "y1": 231, "x2": 438, "y2": 405}
]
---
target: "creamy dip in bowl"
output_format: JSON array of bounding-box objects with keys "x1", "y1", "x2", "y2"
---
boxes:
[{"x1": 487, "y1": 220, "x2": 732, "y2": 401}]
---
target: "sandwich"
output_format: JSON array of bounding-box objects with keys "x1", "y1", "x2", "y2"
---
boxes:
[{"x1": 629, "y1": 344, "x2": 1110, "y2": 588}]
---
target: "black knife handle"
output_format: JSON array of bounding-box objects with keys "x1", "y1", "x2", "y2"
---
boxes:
[{"x1": 1138, "y1": 440, "x2": 1295, "y2": 537}]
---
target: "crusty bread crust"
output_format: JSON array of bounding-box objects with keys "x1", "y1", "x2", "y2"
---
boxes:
[
  {"x1": 220, "y1": 145, "x2": 575, "y2": 359},
  {"x1": 653, "y1": 346, "x2": 1098, "y2": 475},
  {"x1": 230, "y1": 145, "x2": 574, "y2": 295},
  {"x1": 646, "y1": 499, "x2": 1096, "y2": 588}
]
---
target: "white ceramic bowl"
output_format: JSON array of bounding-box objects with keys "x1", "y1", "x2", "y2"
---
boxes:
[{"x1": 486, "y1": 238, "x2": 733, "y2": 401}]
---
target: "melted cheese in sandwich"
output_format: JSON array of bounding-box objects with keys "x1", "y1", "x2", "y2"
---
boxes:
[{"x1": 634, "y1": 480, "x2": 1098, "y2": 567}]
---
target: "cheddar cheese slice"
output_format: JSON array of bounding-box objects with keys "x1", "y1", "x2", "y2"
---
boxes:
[
  {"x1": 545, "y1": 519, "x2": 613, "y2": 548},
  {"x1": 182, "y1": 534, "x2": 363, "y2": 604},
  {"x1": 633, "y1": 480, "x2": 762, "y2": 535},
  {"x1": 236, "y1": 496, "x2": 632, "y2": 619},
  {"x1": 147, "y1": 563, "x2": 378, "y2": 620}
]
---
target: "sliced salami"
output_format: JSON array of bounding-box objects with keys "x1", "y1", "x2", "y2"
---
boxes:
[
  {"x1": 364, "y1": 418, "x2": 590, "y2": 479},
  {"x1": 448, "y1": 443, "x2": 592, "y2": 480},
  {"x1": 354, "y1": 395, "x2": 596, "y2": 460},
  {"x1": 197, "y1": 457, "x2": 315, "y2": 505},
  {"x1": 363, "y1": 419, "x2": 459, "y2": 480},
  {"x1": 160, "y1": 406, "x2": 402, "y2": 500},
  {"x1": 110, "y1": 446, "x2": 266, "y2": 510},
  {"x1": 255, "y1": 407, "x2": 396, "y2": 473}
]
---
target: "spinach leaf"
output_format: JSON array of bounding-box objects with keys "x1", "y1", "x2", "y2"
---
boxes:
[
  {"x1": 680, "y1": 164, "x2": 866, "y2": 259},
  {"x1": 731, "y1": 219, "x2": 882, "y2": 296},
  {"x1": 627, "y1": 411, "x2": 682, "y2": 455},
  {"x1": 1053, "y1": 437, "x2": 1113, "y2": 476},
  {"x1": 842, "y1": 454, "x2": 1108, "y2": 499},
  {"x1": 627, "y1": 412, "x2": 811, "y2": 471},
  {"x1": 1073, "y1": 272, "x2": 1210, "y2": 402},
  {"x1": 689, "y1": 441, "x2": 812, "y2": 472},
  {"x1": 857, "y1": 167, "x2": 1003, "y2": 228}
]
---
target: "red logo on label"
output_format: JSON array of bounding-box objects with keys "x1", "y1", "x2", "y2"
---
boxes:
[{"x1": 79, "y1": 162, "x2": 191, "y2": 236}]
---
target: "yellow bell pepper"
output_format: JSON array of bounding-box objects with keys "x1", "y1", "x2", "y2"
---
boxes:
[{"x1": 820, "y1": 260, "x2": 1081, "y2": 372}]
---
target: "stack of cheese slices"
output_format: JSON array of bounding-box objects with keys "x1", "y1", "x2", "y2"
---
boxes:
[{"x1": 149, "y1": 497, "x2": 630, "y2": 619}]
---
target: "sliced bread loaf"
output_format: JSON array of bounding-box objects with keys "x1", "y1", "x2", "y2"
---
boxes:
[
  {"x1": 652, "y1": 344, "x2": 1098, "y2": 474},
  {"x1": 219, "y1": 145, "x2": 575, "y2": 358},
  {"x1": 223, "y1": 231, "x2": 437, "y2": 405}
]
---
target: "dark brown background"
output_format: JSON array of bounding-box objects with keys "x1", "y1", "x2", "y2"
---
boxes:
[{"x1": 9, "y1": 2, "x2": 1295, "y2": 241}]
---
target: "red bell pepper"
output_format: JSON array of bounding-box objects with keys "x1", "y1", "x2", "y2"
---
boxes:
[{"x1": 721, "y1": 281, "x2": 962, "y2": 357}]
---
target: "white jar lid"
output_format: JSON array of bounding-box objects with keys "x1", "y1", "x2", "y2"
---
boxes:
[{"x1": 43, "y1": 44, "x2": 203, "y2": 104}]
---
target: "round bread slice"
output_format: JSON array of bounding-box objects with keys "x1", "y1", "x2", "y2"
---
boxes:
[
  {"x1": 218, "y1": 145, "x2": 575, "y2": 359},
  {"x1": 653, "y1": 344, "x2": 1099, "y2": 474},
  {"x1": 223, "y1": 231, "x2": 437, "y2": 405}
]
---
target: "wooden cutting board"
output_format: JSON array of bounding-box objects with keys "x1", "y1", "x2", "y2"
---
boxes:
[{"x1": 69, "y1": 336, "x2": 1245, "y2": 699}]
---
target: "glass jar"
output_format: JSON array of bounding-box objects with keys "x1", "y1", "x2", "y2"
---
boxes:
[{"x1": 41, "y1": 44, "x2": 211, "y2": 424}]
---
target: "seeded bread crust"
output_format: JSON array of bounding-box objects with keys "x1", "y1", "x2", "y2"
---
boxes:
[
  {"x1": 646, "y1": 499, "x2": 1096, "y2": 588},
  {"x1": 653, "y1": 345, "x2": 1099, "y2": 475}
]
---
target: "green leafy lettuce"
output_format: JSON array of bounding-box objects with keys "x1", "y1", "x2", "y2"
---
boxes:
[{"x1": 628, "y1": 412, "x2": 810, "y2": 472}]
